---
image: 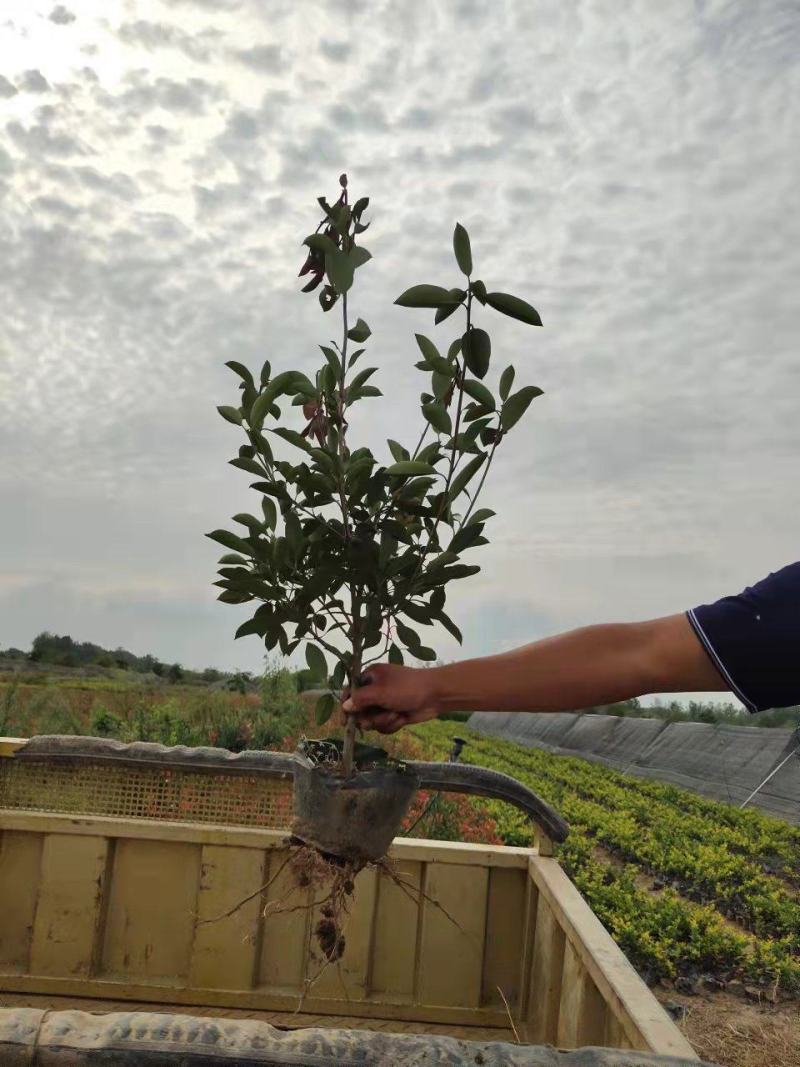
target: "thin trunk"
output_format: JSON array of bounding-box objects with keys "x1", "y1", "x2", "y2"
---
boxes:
[{"x1": 341, "y1": 590, "x2": 362, "y2": 777}]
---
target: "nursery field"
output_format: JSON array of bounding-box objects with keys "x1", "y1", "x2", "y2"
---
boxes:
[{"x1": 407, "y1": 721, "x2": 800, "y2": 998}]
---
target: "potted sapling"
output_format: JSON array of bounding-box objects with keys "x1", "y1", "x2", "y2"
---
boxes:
[{"x1": 208, "y1": 175, "x2": 562, "y2": 960}]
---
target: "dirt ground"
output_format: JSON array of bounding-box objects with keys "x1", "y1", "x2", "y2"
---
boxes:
[{"x1": 656, "y1": 990, "x2": 800, "y2": 1067}]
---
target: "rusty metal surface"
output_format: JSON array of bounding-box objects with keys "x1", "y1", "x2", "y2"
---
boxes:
[
  {"x1": 0, "y1": 1009, "x2": 718, "y2": 1066},
  {"x1": 11, "y1": 735, "x2": 569, "y2": 842},
  {"x1": 411, "y1": 761, "x2": 569, "y2": 843}
]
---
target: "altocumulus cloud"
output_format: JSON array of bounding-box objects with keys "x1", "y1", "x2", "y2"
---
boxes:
[{"x1": 0, "y1": 0, "x2": 797, "y2": 687}]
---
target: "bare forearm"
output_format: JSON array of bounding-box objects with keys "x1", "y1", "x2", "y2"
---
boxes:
[
  {"x1": 428, "y1": 615, "x2": 724, "y2": 715},
  {"x1": 344, "y1": 613, "x2": 726, "y2": 733}
]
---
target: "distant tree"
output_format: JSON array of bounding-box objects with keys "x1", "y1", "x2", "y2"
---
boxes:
[
  {"x1": 226, "y1": 670, "x2": 252, "y2": 694},
  {"x1": 167, "y1": 662, "x2": 184, "y2": 684},
  {"x1": 201, "y1": 667, "x2": 222, "y2": 683}
]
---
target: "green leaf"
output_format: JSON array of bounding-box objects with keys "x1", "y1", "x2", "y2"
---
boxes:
[
  {"x1": 395, "y1": 284, "x2": 461, "y2": 309},
  {"x1": 285, "y1": 511, "x2": 303, "y2": 555},
  {"x1": 428, "y1": 353, "x2": 456, "y2": 377},
  {"x1": 499, "y1": 365, "x2": 515, "y2": 401},
  {"x1": 386, "y1": 460, "x2": 436, "y2": 477},
  {"x1": 453, "y1": 222, "x2": 472, "y2": 276},
  {"x1": 217, "y1": 405, "x2": 242, "y2": 426},
  {"x1": 319, "y1": 363, "x2": 336, "y2": 395},
  {"x1": 206, "y1": 529, "x2": 254, "y2": 555},
  {"x1": 448, "y1": 452, "x2": 486, "y2": 500},
  {"x1": 352, "y1": 384, "x2": 382, "y2": 398},
  {"x1": 462, "y1": 379, "x2": 495, "y2": 410},
  {"x1": 303, "y1": 233, "x2": 337, "y2": 256},
  {"x1": 250, "y1": 481, "x2": 289, "y2": 501},
  {"x1": 352, "y1": 196, "x2": 369, "y2": 217},
  {"x1": 218, "y1": 589, "x2": 252, "y2": 604},
  {"x1": 350, "y1": 366, "x2": 378, "y2": 391},
  {"x1": 225, "y1": 360, "x2": 254, "y2": 387},
  {"x1": 335, "y1": 204, "x2": 351, "y2": 236},
  {"x1": 349, "y1": 246, "x2": 372, "y2": 270},
  {"x1": 260, "y1": 359, "x2": 271, "y2": 387},
  {"x1": 326, "y1": 247, "x2": 355, "y2": 294},
  {"x1": 501, "y1": 385, "x2": 544, "y2": 431},
  {"x1": 320, "y1": 345, "x2": 341, "y2": 375},
  {"x1": 470, "y1": 279, "x2": 487, "y2": 304},
  {"x1": 229, "y1": 456, "x2": 267, "y2": 477},
  {"x1": 432, "y1": 370, "x2": 451, "y2": 400},
  {"x1": 388, "y1": 643, "x2": 404, "y2": 665},
  {"x1": 261, "y1": 497, "x2": 277, "y2": 530},
  {"x1": 427, "y1": 550, "x2": 458, "y2": 570},
  {"x1": 347, "y1": 318, "x2": 371, "y2": 343},
  {"x1": 415, "y1": 334, "x2": 441, "y2": 364},
  {"x1": 438, "y1": 563, "x2": 481, "y2": 581},
  {"x1": 463, "y1": 402, "x2": 493, "y2": 423},
  {"x1": 272, "y1": 427, "x2": 312, "y2": 453},
  {"x1": 449, "y1": 523, "x2": 483, "y2": 554},
  {"x1": 467, "y1": 507, "x2": 495, "y2": 526},
  {"x1": 486, "y1": 291, "x2": 542, "y2": 327},
  {"x1": 292, "y1": 374, "x2": 317, "y2": 397},
  {"x1": 403, "y1": 601, "x2": 434, "y2": 625},
  {"x1": 464, "y1": 417, "x2": 492, "y2": 443},
  {"x1": 462, "y1": 327, "x2": 491, "y2": 379},
  {"x1": 434, "y1": 301, "x2": 461, "y2": 325},
  {"x1": 218, "y1": 553, "x2": 248, "y2": 565},
  {"x1": 317, "y1": 196, "x2": 337, "y2": 221},
  {"x1": 395, "y1": 620, "x2": 421, "y2": 650},
  {"x1": 233, "y1": 512, "x2": 261, "y2": 529},
  {"x1": 413, "y1": 646, "x2": 437, "y2": 662},
  {"x1": 250, "y1": 371, "x2": 301, "y2": 429},
  {"x1": 315, "y1": 691, "x2": 336, "y2": 725},
  {"x1": 422, "y1": 402, "x2": 452, "y2": 435},
  {"x1": 235, "y1": 617, "x2": 267, "y2": 639},
  {"x1": 387, "y1": 439, "x2": 409, "y2": 463},
  {"x1": 305, "y1": 642, "x2": 328, "y2": 680},
  {"x1": 435, "y1": 610, "x2": 463, "y2": 644}
]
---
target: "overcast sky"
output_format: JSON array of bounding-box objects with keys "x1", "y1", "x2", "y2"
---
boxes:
[{"x1": 1, "y1": 1, "x2": 798, "y2": 702}]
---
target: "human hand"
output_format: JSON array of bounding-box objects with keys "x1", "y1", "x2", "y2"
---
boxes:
[{"x1": 341, "y1": 663, "x2": 441, "y2": 734}]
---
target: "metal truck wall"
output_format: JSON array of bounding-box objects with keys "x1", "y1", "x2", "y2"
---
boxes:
[
  {"x1": 467, "y1": 714, "x2": 799, "y2": 823},
  {"x1": 0, "y1": 1008, "x2": 718, "y2": 1067}
]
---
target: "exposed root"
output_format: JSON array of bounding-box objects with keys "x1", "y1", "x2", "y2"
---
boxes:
[
  {"x1": 376, "y1": 856, "x2": 470, "y2": 941},
  {"x1": 197, "y1": 850, "x2": 293, "y2": 925},
  {"x1": 199, "y1": 840, "x2": 477, "y2": 1015}
]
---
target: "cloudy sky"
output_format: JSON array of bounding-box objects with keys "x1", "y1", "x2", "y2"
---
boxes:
[{"x1": 1, "y1": 1, "x2": 798, "y2": 701}]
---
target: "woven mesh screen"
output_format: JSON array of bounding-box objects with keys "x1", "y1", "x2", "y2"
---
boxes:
[{"x1": 0, "y1": 759, "x2": 293, "y2": 829}]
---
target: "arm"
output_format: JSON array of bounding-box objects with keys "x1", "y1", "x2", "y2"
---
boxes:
[{"x1": 343, "y1": 613, "x2": 727, "y2": 733}]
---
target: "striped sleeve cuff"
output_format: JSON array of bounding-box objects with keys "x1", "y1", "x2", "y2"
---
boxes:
[{"x1": 686, "y1": 608, "x2": 758, "y2": 713}]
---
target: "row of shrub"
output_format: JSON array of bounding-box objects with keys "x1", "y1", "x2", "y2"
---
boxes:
[{"x1": 407, "y1": 721, "x2": 800, "y2": 994}]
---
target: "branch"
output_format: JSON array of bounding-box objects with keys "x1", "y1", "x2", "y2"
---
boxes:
[{"x1": 459, "y1": 428, "x2": 500, "y2": 529}]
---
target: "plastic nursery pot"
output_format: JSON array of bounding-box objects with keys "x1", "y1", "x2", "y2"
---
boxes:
[{"x1": 291, "y1": 740, "x2": 420, "y2": 865}]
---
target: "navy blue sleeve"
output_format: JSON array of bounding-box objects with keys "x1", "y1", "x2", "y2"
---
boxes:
[{"x1": 686, "y1": 561, "x2": 800, "y2": 712}]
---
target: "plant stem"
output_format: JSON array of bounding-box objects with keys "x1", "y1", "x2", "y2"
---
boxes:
[
  {"x1": 334, "y1": 197, "x2": 361, "y2": 777},
  {"x1": 460, "y1": 431, "x2": 499, "y2": 528},
  {"x1": 342, "y1": 588, "x2": 362, "y2": 777}
]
